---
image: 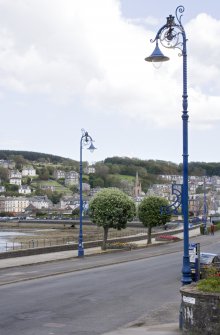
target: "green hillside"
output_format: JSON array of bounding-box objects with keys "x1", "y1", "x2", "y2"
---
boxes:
[{"x1": 0, "y1": 150, "x2": 77, "y2": 165}]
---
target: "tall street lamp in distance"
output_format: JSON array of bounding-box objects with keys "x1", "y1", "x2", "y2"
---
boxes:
[
  {"x1": 145, "y1": 6, "x2": 192, "y2": 286},
  {"x1": 78, "y1": 129, "x2": 96, "y2": 257}
]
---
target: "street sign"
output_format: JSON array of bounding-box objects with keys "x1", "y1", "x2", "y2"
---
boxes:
[{"x1": 189, "y1": 243, "x2": 197, "y2": 262}]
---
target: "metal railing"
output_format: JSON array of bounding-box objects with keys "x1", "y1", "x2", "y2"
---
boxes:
[{"x1": 0, "y1": 228, "x2": 148, "y2": 253}]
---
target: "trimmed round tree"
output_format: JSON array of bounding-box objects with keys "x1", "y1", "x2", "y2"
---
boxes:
[
  {"x1": 89, "y1": 188, "x2": 136, "y2": 250},
  {"x1": 138, "y1": 196, "x2": 171, "y2": 244}
]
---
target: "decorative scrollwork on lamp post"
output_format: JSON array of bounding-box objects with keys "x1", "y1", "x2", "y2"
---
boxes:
[{"x1": 161, "y1": 183, "x2": 183, "y2": 216}]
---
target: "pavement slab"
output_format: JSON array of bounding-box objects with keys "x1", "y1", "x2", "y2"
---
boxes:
[{"x1": 102, "y1": 323, "x2": 181, "y2": 334}]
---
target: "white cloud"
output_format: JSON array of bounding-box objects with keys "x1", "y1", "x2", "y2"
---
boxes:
[
  {"x1": 0, "y1": 1, "x2": 219, "y2": 136},
  {"x1": 126, "y1": 16, "x2": 159, "y2": 27}
]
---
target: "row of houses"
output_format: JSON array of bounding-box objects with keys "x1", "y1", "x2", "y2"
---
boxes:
[
  {"x1": 8, "y1": 170, "x2": 89, "y2": 187},
  {"x1": 0, "y1": 194, "x2": 83, "y2": 214},
  {"x1": 147, "y1": 175, "x2": 220, "y2": 215},
  {"x1": 0, "y1": 196, "x2": 51, "y2": 213},
  {"x1": 159, "y1": 175, "x2": 220, "y2": 189},
  {"x1": 0, "y1": 167, "x2": 81, "y2": 192},
  {"x1": 8, "y1": 169, "x2": 80, "y2": 187},
  {"x1": 0, "y1": 185, "x2": 31, "y2": 194},
  {"x1": 6, "y1": 167, "x2": 36, "y2": 186}
]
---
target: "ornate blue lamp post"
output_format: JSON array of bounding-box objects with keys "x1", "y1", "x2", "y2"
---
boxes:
[
  {"x1": 145, "y1": 6, "x2": 191, "y2": 285},
  {"x1": 78, "y1": 129, "x2": 96, "y2": 257}
]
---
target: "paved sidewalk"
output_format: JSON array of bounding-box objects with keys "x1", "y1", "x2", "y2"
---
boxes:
[
  {"x1": 0, "y1": 247, "x2": 102, "y2": 269},
  {"x1": 102, "y1": 323, "x2": 181, "y2": 334}
]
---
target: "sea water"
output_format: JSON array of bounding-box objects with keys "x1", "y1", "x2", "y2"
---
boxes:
[{"x1": 0, "y1": 231, "x2": 27, "y2": 252}]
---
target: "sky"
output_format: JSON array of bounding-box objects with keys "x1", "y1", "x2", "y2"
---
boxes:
[{"x1": 0, "y1": 0, "x2": 220, "y2": 164}]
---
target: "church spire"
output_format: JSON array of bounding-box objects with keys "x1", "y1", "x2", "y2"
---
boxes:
[{"x1": 134, "y1": 171, "x2": 142, "y2": 198}]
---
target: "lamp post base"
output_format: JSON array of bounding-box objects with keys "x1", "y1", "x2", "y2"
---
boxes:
[
  {"x1": 78, "y1": 247, "x2": 84, "y2": 257},
  {"x1": 78, "y1": 240, "x2": 84, "y2": 257},
  {"x1": 181, "y1": 255, "x2": 192, "y2": 285}
]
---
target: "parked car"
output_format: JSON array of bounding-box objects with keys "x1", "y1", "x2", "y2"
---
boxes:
[
  {"x1": 200, "y1": 253, "x2": 220, "y2": 273},
  {"x1": 191, "y1": 252, "x2": 220, "y2": 280}
]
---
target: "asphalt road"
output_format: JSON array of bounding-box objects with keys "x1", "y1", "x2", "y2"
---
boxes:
[
  {"x1": 0, "y1": 240, "x2": 184, "y2": 285},
  {"x1": 0, "y1": 234, "x2": 219, "y2": 335},
  {"x1": 0, "y1": 253, "x2": 182, "y2": 335}
]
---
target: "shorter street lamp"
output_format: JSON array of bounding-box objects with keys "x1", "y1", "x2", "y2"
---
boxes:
[
  {"x1": 203, "y1": 177, "x2": 207, "y2": 234},
  {"x1": 78, "y1": 129, "x2": 96, "y2": 257}
]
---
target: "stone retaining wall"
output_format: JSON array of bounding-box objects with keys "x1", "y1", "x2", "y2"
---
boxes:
[{"x1": 180, "y1": 284, "x2": 220, "y2": 335}]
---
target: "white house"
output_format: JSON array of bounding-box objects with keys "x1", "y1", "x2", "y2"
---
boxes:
[
  {"x1": 29, "y1": 196, "x2": 52, "y2": 209},
  {"x1": 65, "y1": 171, "x2": 79, "y2": 186},
  {"x1": 10, "y1": 177, "x2": 22, "y2": 186},
  {"x1": 19, "y1": 185, "x2": 31, "y2": 195},
  {"x1": 9, "y1": 170, "x2": 22, "y2": 179},
  {"x1": 53, "y1": 170, "x2": 66, "y2": 179},
  {"x1": 0, "y1": 160, "x2": 15, "y2": 169},
  {"x1": 4, "y1": 197, "x2": 30, "y2": 213},
  {"x1": 22, "y1": 166, "x2": 36, "y2": 177},
  {"x1": 0, "y1": 186, "x2": 5, "y2": 193},
  {"x1": 60, "y1": 196, "x2": 79, "y2": 210},
  {"x1": 84, "y1": 166, "x2": 96, "y2": 174}
]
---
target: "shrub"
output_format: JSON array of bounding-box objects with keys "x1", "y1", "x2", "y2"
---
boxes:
[
  {"x1": 201, "y1": 265, "x2": 220, "y2": 279},
  {"x1": 197, "y1": 276, "x2": 220, "y2": 293},
  {"x1": 106, "y1": 242, "x2": 138, "y2": 250},
  {"x1": 197, "y1": 264, "x2": 220, "y2": 292},
  {"x1": 155, "y1": 235, "x2": 181, "y2": 242}
]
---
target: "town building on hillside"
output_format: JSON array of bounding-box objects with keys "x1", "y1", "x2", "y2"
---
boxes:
[
  {"x1": 189, "y1": 194, "x2": 202, "y2": 217},
  {"x1": 24, "y1": 203, "x2": 38, "y2": 216},
  {"x1": 29, "y1": 196, "x2": 52, "y2": 209},
  {"x1": 22, "y1": 166, "x2": 36, "y2": 177},
  {"x1": 60, "y1": 196, "x2": 79, "y2": 210},
  {"x1": 159, "y1": 174, "x2": 183, "y2": 184},
  {"x1": 189, "y1": 181, "x2": 197, "y2": 194},
  {"x1": 54, "y1": 170, "x2": 80, "y2": 186},
  {"x1": 39, "y1": 185, "x2": 55, "y2": 192},
  {"x1": 0, "y1": 160, "x2": 15, "y2": 169},
  {"x1": 0, "y1": 186, "x2": 5, "y2": 193},
  {"x1": 53, "y1": 169, "x2": 66, "y2": 179},
  {"x1": 0, "y1": 196, "x2": 5, "y2": 211},
  {"x1": 84, "y1": 165, "x2": 96, "y2": 174},
  {"x1": 19, "y1": 185, "x2": 32, "y2": 195},
  {"x1": 9, "y1": 177, "x2": 22, "y2": 186},
  {"x1": 65, "y1": 171, "x2": 79, "y2": 186},
  {"x1": 9, "y1": 170, "x2": 22, "y2": 179},
  {"x1": 3, "y1": 197, "x2": 29, "y2": 213},
  {"x1": 81, "y1": 182, "x2": 91, "y2": 194},
  {"x1": 146, "y1": 184, "x2": 171, "y2": 200}
]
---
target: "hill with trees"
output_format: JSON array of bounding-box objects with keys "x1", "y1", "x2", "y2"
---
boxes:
[
  {"x1": 104, "y1": 157, "x2": 220, "y2": 177},
  {"x1": 1, "y1": 151, "x2": 220, "y2": 196},
  {"x1": 0, "y1": 150, "x2": 77, "y2": 165}
]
